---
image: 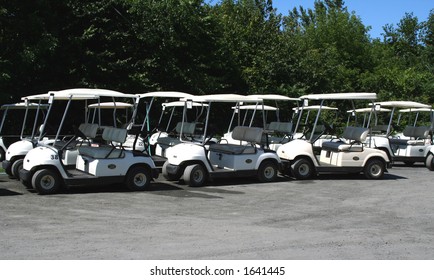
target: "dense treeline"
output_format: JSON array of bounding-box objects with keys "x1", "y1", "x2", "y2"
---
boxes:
[{"x1": 1, "y1": 0, "x2": 433, "y2": 105}]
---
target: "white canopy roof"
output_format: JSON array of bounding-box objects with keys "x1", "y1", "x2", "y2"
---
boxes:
[
  {"x1": 372, "y1": 101, "x2": 431, "y2": 109},
  {"x1": 1, "y1": 102, "x2": 49, "y2": 110},
  {"x1": 22, "y1": 88, "x2": 134, "y2": 100},
  {"x1": 300, "y1": 92, "x2": 377, "y2": 100},
  {"x1": 347, "y1": 107, "x2": 391, "y2": 113},
  {"x1": 88, "y1": 102, "x2": 133, "y2": 109},
  {"x1": 162, "y1": 101, "x2": 208, "y2": 108},
  {"x1": 232, "y1": 104, "x2": 278, "y2": 111},
  {"x1": 249, "y1": 94, "x2": 300, "y2": 101},
  {"x1": 183, "y1": 94, "x2": 262, "y2": 103},
  {"x1": 138, "y1": 91, "x2": 194, "y2": 99},
  {"x1": 399, "y1": 108, "x2": 433, "y2": 113},
  {"x1": 293, "y1": 105, "x2": 338, "y2": 111}
]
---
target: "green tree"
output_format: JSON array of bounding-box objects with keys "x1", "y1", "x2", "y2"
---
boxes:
[
  {"x1": 282, "y1": 0, "x2": 372, "y2": 94},
  {"x1": 210, "y1": 0, "x2": 286, "y2": 93}
]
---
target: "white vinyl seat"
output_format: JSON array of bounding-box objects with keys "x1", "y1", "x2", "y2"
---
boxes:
[
  {"x1": 78, "y1": 127, "x2": 127, "y2": 159},
  {"x1": 322, "y1": 126, "x2": 369, "y2": 152},
  {"x1": 209, "y1": 126, "x2": 263, "y2": 155}
]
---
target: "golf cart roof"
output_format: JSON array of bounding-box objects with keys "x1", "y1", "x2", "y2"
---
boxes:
[
  {"x1": 88, "y1": 102, "x2": 134, "y2": 109},
  {"x1": 399, "y1": 108, "x2": 433, "y2": 113},
  {"x1": 162, "y1": 101, "x2": 207, "y2": 108},
  {"x1": 184, "y1": 94, "x2": 262, "y2": 103},
  {"x1": 300, "y1": 92, "x2": 377, "y2": 100},
  {"x1": 1, "y1": 102, "x2": 49, "y2": 110},
  {"x1": 249, "y1": 94, "x2": 300, "y2": 101},
  {"x1": 373, "y1": 101, "x2": 431, "y2": 109},
  {"x1": 347, "y1": 107, "x2": 391, "y2": 113},
  {"x1": 232, "y1": 104, "x2": 278, "y2": 111},
  {"x1": 23, "y1": 88, "x2": 135, "y2": 100},
  {"x1": 138, "y1": 91, "x2": 194, "y2": 99},
  {"x1": 293, "y1": 105, "x2": 338, "y2": 111}
]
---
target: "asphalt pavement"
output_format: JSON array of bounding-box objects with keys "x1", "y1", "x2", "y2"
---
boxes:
[{"x1": 1, "y1": 164, "x2": 433, "y2": 259}]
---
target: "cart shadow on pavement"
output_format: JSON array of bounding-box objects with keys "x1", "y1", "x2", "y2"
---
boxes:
[
  {"x1": 0, "y1": 188, "x2": 23, "y2": 196},
  {"x1": 312, "y1": 172, "x2": 407, "y2": 181},
  {"x1": 149, "y1": 180, "x2": 246, "y2": 199}
]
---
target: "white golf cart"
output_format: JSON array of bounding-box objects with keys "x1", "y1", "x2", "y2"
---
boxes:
[
  {"x1": 19, "y1": 88, "x2": 159, "y2": 194},
  {"x1": 291, "y1": 105, "x2": 339, "y2": 149},
  {"x1": 346, "y1": 107, "x2": 392, "y2": 134},
  {"x1": 276, "y1": 92, "x2": 390, "y2": 180},
  {"x1": 136, "y1": 91, "x2": 194, "y2": 167},
  {"x1": 0, "y1": 102, "x2": 47, "y2": 163},
  {"x1": 3, "y1": 90, "x2": 118, "y2": 180},
  {"x1": 162, "y1": 94, "x2": 281, "y2": 187},
  {"x1": 366, "y1": 101, "x2": 433, "y2": 166},
  {"x1": 2, "y1": 98, "x2": 53, "y2": 178},
  {"x1": 150, "y1": 100, "x2": 212, "y2": 158}
]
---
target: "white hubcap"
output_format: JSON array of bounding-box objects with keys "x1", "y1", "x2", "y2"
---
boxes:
[
  {"x1": 40, "y1": 175, "x2": 55, "y2": 189},
  {"x1": 134, "y1": 173, "x2": 147, "y2": 187}
]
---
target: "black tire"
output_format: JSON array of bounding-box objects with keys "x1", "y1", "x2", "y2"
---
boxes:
[
  {"x1": 162, "y1": 160, "x2": 181, "y2": 181},
  {"x1": 11, "y1": 158, "x2": 23, "y2": 180},
  {"x1": 364, "y1": 158, "x2": 385, "y2": 179},
  {"x1": 125, "y1": 166, "x2": 151, "y2": 191},
  {"x1": 0, "y1": 148, "x2": 5, "y2": 162},
  {"x1": 292, "y1": 158, "x2": 314, "y2": 180},
  {"x1": 32, "y1": 169, "x2": 61, "y2": 195},
  {"x1": 183, "y1": 164, "x2": 207, "y2": 187},
  {"x1": 257, "y1": 160, "x2": 278, "y2": 183},
  {"x1": 426, "y1": 153, "x2": 434, "y2": 171},
  {"x1": 5, "y1": 163, "x2": 13, "y2": 178},
  {"x1": 20, "y1": 178, "x2": 33, "y2": 189}
]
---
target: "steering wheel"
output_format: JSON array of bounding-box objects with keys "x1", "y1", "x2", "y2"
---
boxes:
[
  {"x1": 299, "y1": 124, "x2": 312, "y2": 139},
  {"x1": 204, "y1": 133, "x2": 216, "y2": 145},
  {"x1": 323, "y1": 123, "x2": 335, "y2": 135}
]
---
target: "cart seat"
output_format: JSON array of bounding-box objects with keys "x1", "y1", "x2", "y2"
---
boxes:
[
  {"x1": 157, "y1": 122, "x2": 197, "y2": 147},
  {"x1": 78, "y1": 127, "x2": 127, "y2": 159},
  {"x1": 322, "y1": 126, "x2": 369, "y2": 152},
  {"x1": 78, "y1": 123, "x2": 99, "y2": 139},
  {"x1": 389, "y1": 126, "x2": 431, "y2": 146},
  {"x1": 209, "y1": 126, "x2": 263, "y2": 155}
]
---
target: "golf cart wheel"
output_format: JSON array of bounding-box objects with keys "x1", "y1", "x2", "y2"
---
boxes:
[
  {"x1": 11, "y1": 158, "x2": 24, "y2": 180},
  {"x1": 32, "y1": 169, "x2": 61, "y2": 195},
  {"x1": 126, "y1": 166, "x2": 151, "y2": 191},
  {"x1": 162, "y1": 161, "x2": 181, "y2": 181},
  {"x1": 364, "y1": 158, "x2": 385, "y2": 179},
  {"x1": 292, "y1": 158, "x2": 314, "y2": 180},
  {"x1": 0, "y1": 148, "x2": 5, "y2": 162},
  {"x1": 183, "y1": 164, "x2": 207, "y2": 187},
  {"x1": 257, "y1": 160, "x2": 278, "y2": 183},
  {"x1": 426, "y1": 153, "x2": 434, "y2": 171},
  {"x1": 20, "y1": 178, "x2": 33, "y2": 189}
]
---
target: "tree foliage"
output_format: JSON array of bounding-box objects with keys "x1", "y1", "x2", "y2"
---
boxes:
[{"x1": 1, "y1": 0, "x2": 433, "y2": 106}]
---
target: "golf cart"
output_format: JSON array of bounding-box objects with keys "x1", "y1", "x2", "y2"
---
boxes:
[
  {"x1": 276, "y1": 92, "x2": 390, "y2": 180},
  {"x1": 136, "y1": 91, "x2": 194, "y2": 167},
  {"x1": 150, "y1": 100, "x2": 212, "y2": 158},
  {"x1": 220, "y1": 94, "x2": 299, "y2": 150},
  {"x1": 0, "y1": 102, "x2": 48, "y2": 163},
  {"x1": 2, "y1": 98, "x2": 54, "y2": 178},
  {"x1": 162, "y1": 94, "x2": 281, "y2": 187},
  {"x1": 366, "y1": 101, "x2": 433, "y2": 166},
  {"x1": 346, "y1": 107, "x2": 392, "y2": 135},
  {"x1": 291, "y1": 105, "x2": 339, "y2": 149},
  {"x1": 19, "y1": 88, "x2": 159, "y2": 194}
]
